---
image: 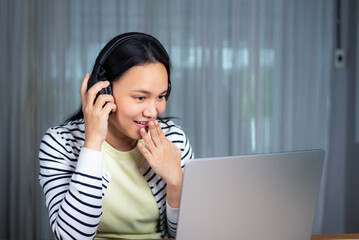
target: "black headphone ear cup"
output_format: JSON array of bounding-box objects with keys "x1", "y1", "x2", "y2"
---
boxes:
[
  {"x1": 97, "y1": 75, "x2": 112, "y2": 95},
  {"x1": 87, "y1": 70, "x2": 99, "y2": 91},
  {"x1": 107, "y1": 84, "x2": 113, "y2": 95},
  {"x1": 165, "y1": 81, "x2": 171, "y2": 100}
]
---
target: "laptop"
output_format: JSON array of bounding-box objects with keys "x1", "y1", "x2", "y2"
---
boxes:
[{"x1": 176, "y1": 150, "x2": 325, "y2": 240}]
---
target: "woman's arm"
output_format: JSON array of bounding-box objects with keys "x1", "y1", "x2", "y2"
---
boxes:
[
  {"x1": 166, "y1": 125, "x2": 194, "y2": 237},
  {"x1": 39, "y1": 127, "x2": 105, "y2": 239},
  {"x1": 138, "y1": 120, "x2": 194, "y2": 237},
  {"x1": 39, "y1": 74, "x2": 115, "y2": 239}
]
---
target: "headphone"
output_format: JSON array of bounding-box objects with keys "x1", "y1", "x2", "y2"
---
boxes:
[{"x1": 87, "y1": 32, "x2": 171, "y2": 100}]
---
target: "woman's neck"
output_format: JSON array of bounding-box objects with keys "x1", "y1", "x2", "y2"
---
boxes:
[{"x1": 105, "y1": 130, "x2": 138, "y2": 152}]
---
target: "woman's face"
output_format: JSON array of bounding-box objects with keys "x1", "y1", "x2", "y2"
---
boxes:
[{"x1": 107, "y1": 62, "x2": 168, "y2": 144}]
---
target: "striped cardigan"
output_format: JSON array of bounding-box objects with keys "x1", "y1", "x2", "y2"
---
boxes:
[{"x1": 38, "y1": 118, "x2": 193, "y2": 239}]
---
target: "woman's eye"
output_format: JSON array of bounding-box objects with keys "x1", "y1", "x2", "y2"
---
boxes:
[
  {"x1": 158, "y1": 95, "x2": 166, "y2": 100},
  {"x1": 135, "y1": 97, "x2": 145, "y2": 101}
]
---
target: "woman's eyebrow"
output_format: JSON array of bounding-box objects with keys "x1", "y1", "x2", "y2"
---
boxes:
[{"x1": 132, "y1": 89, "x2": 168, "y2": 95}]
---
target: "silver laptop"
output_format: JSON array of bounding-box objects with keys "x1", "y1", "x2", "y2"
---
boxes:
[{"x1": 176, "y1": 150, "x2": 325, "y2": 240}]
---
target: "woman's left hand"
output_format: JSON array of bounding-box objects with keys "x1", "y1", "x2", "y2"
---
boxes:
[{"x1": 138, "y1": 120, "x2": 183, "y2": 186}]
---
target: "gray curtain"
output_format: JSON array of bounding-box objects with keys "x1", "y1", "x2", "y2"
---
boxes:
[{"x1": 0, "y1": 0, "x2": 341, "y2": 239}]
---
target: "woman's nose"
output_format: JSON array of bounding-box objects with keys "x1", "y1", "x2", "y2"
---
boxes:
[{"x1": 143, "y1": 101, "x2": 157, "y2": 118}]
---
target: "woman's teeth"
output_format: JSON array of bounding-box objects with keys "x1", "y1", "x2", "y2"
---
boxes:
[{"x1": 135, "y1": 121, "x2": 147, "y2": 125}]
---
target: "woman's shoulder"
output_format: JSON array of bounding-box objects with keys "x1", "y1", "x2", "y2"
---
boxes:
[
  {"x1": 158, "y1": 119, "x2": 184, "y2": 134},
  {"x1": 39, "y1": 119, "x2": 85, "y2": 163},
  {"x1": 42, "y1": 118, "x2": 85, "y2": 145},
  {"x1": 158, "y1": 119, "x2": 188, "y2": 144},
  {"x1": 51, "y1": 118, "x2": 85, "y2": 131}
]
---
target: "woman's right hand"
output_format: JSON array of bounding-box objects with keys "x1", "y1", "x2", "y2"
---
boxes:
[{"x1": 80, "y1": 73, "x2": 116, "y2": 151}]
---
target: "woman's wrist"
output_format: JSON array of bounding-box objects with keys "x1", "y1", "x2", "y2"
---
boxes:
[
  {"x1": 165, "y1": 169, "x2": 183, "y2": 187},
  {"x1": 166, "y1": 170, "x2": 183, "y2": 208},
  {"x1": 84, "y1": 140, "x2": 103, "y2": 152}
]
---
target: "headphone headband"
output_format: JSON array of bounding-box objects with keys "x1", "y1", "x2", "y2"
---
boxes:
[{"x1": 97, "y1": 32, "x2": 168, "y2": 66}]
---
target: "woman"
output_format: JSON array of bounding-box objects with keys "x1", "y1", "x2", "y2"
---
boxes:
[{"x1": 38, "y1": 32, "x2": 193, "y2": 239}]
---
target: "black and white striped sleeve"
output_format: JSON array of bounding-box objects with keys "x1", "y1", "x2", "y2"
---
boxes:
[{"x1": 38, "y1": 127, "x2": 104, "y2": 240}]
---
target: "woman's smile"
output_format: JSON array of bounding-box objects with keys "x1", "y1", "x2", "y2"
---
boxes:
[{"x1": 134, "y1": 120, "x2": 150, "y2": 128}]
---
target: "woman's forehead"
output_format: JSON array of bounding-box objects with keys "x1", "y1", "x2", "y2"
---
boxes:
[{"x1": 112, "y1": 63, "x2": 168, "y2": 93}]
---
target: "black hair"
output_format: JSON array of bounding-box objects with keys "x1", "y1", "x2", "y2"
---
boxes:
[{"x1": 66, "y1": 32, "x2": 172, "y2": 122}]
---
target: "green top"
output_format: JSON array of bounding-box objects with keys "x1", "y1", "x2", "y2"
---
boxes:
[{"x1": 95, "y1": 140, "x2": 162, "y2": 239}]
